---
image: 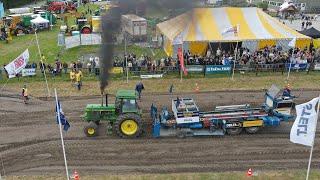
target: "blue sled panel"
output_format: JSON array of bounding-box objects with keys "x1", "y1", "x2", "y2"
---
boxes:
[{"x1": 263, "y1": 116, "x2": 280, "y2": 126}]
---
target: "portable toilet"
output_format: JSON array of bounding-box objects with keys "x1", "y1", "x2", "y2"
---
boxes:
[
  {"x1": 0, "y1": 1, "x2": 4, "y2": 19},
  {"x1": 91, "y1": 16, "x2": 101, "y2": 33},
  {"x1": 21, "y1": 13, "x2": 33, "y2": 27},
  {"x1": 72, "y1": 31, "x2": 80, "y2": 36}
]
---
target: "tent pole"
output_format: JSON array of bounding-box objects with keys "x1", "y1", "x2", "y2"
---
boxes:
[{"x1": 232, "y1": 41, "x2": 239, "y2": 81}]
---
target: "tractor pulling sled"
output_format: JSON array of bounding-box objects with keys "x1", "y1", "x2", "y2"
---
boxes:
[{"x1": 82, "y1": 85, "x2": 295, "y2": 138}]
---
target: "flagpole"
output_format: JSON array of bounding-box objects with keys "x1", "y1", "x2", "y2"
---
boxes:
[
  {"x1": 35, "y1": 30, "x2": 51, "y2": 97},
  {"x1": 124, "y1": 33, "x2": 128, "y2": 83},
  {"x1": 180, "y1": 43, "x2": 183, "y2": 82},
  {"x1": 306, "y1": 94, "x2": 320, "y2": 180},
  {"x1": 231, "y1": 24, "x2": 239, "y2": 81},
  {"x1": 287, "y1": 51, "x2": 293, "y2": 81},
  {"x1": 54, "y1": 88, "x2": 70, "y2": 180}
]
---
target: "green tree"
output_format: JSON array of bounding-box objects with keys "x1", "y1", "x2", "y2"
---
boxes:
[{"x1": 258, "y1": 2, "x2": 268, "y2": 11}]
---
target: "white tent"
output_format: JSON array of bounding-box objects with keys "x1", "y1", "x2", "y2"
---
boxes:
[
  {"x1": 31, "y1": 16, "x2": 50, "y2": 30},
  {"x1": 279, "y1": 0, "x2": 297, "y2": 12}
]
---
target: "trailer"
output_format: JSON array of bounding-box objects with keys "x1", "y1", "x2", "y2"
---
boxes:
[
  {"x1": 121, "y1": 14, "x2": 147, "y2": 42},
  {"x1": 151, "y1": 85, "x2": 295, "y2": 138}
]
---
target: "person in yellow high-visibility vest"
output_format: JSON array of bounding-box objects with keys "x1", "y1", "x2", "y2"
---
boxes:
[
  {"x1": 70, "y1": 69, "x2": 75, "y2": 84},
  {"x1": 22, "y1": 85, "x2": 29, "y2": 104},
  {"x1": 75, "y1": 70, "x2": 82, "y2": 90}
]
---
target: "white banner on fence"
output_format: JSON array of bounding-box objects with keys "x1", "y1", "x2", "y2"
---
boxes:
[
  {"x1": 314, "y1": 63, "x2": 320, "y2": 70},
  {"x1": 65, "y1": 34, "x2": 102, "y2": 49},
  {"x1": 22, "y1": 68, "x2": 36, "y2": 77},
  {"x1": 81, "y1": 34, "x2": 102, "y2": 45},
  {"x1": 65, "y1": 35, "x2": 80, "y2": 49},
  {"x1": 140, "y1": 74, "x2": 164, "y2": 79},
  {"x1": 5, "y1": 49, "x2": 30, "y2": 78}
]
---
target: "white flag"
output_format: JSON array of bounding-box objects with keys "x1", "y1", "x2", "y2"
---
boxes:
[
  {"x1": 290, "y1": 97, "x2": 319, "y2": 146},
  {"x1": 4, "y1": 49, "x2": 30, "y2": 78},
  {"x1": 288, "y1": 38, "x2": 296, "y2": 48},
  {"x1": 222, "y1": 25, "x2": 238, "y2": 36}
]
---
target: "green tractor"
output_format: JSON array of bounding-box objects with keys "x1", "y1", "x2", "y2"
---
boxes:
[{"x1": 83, "y1": 90, "x2": 143, "y2": 138}]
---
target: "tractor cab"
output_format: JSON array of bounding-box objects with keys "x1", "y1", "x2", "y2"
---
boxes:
[
  {"x1": 263, "y1": 84, "x2": 295, "y2": 120},
  {"x1": 76, "y1": 17, "x2": 92, "y2": 34},
  {"x1": 115, "y1": 90, "x2": 140, "y2": 114}
]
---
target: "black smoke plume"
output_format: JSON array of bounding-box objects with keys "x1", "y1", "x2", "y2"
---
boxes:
[
  {"x1": 100, "y1": 7, "x2": 121, "y2": 93},
  {"x1": 99, "y1": 0, "x2": 195, "y2": 93}
]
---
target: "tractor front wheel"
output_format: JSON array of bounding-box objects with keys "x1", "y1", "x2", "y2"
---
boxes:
[
  {"x1": 81, "y1": 27, "x2": 92, "y2": 34},
  {"x1": 114, "y1": 114, "x2": 143, "y2": 138},
  {"x1": 84, "y1": 122, "x2": 98, "y2": 137}
]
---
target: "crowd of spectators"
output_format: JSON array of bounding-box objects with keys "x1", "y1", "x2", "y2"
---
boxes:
[
  {"x1": 183, "y1": 45, "x2": 320, "y2": 67},
  {"x1": 2, "y1": 45, "x2": 320, "y2": 78},
  {"x1": 119, "y1": 53, "x2": 178, "y2": 73}
]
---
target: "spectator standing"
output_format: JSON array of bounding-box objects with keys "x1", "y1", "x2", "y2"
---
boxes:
[
  {"x1": 70, "y1": 69, "x2": 75, "y2": 84},
  {"x1": 135, "y1": 81, "x2": 145, "y2": 100},
  {"x1": 63, "y1": 62, "x2": 68, "y2": 74},
  {"x1": 75, "y1": 70, "x2": 82, "y2": 90},
  {"x1": 22, "y1": 85, "x2": 29, "y2": 104}
]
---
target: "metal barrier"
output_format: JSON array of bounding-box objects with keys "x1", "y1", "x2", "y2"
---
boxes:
[{"x1": 0, "y1": 63, "x2": 318, "y2": 80}]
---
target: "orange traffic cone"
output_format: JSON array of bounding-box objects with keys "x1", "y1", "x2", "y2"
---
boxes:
[
  {"x1": 247, "y1": 168, "x2": 252, "y2": 177},
  {"x1": 72, "y1": 170, "x2": 79, "y2": 180},
  {"x1": 195, "y1": 83, "x2": 199, "y2": 93}
]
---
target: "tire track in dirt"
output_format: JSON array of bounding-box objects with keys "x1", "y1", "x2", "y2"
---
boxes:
[{"x1": 1, "y1": 90, "x2": 320, "y2": 175}]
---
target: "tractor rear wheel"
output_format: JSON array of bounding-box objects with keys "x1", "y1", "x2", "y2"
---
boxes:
[
  {"x1": 114, "y1": 113, "x2": 143, "y2": 138},
  {"x1": 226, "y1": 127, "x2": 242, "y2": 135},
  {"x1": 245, "y1": 127, "x2": 260, "y2": 134},
  {"x1": 84, "y1": 122, "x2": 98, "y2": 137}
]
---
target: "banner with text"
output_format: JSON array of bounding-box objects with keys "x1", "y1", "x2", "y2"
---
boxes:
[
  {"x1": 185, "y1": 65, "x2": 204, "y2": 73},
  {"x1": 205, "y1": 65, "x2": 231, "y2": 75},
  {"x1": 290, "y1": 97, "x2": 319, "y2": 146},
  {"x1": 5, "y1": 49, "x2": 30, "y2": 78},
  {"x1": 285, "y1": 63, "x2": 308, "y2": 70},
  {"x1": 22, "y1": 68, "x2": 36, "y2": 77}
]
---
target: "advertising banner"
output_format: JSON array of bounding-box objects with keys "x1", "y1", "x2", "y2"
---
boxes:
[
  {"x1": 5, "y1": 49, "x2": 30, "y2": 78},
  {"x1": 314, "y1": 63, "x2": 320, "y2": 70},
  {"x1": 285, "y1": 63, "x2": 308, "y2": 70},
  {"x1": 140, "y1": 74, "x2": 164, "y2": 79},
  {"x1": 185, "y1": 65, "x2": 204, "y2": 73},
  {"x1": 22, "y1": 68, "x2": 36, "y2": 77},
  {"x1": 205, "y1": 65, "x2": 231, "y2": 75},
  {"x1": 111, "y1": 67, "x2": 123, "y2": 74}
]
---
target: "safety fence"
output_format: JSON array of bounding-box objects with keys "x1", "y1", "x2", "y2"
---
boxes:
[
  {"x1": 59, "y1": 34, "x2": 102, "y2": 49},
  {"x1": 0, "y1": 63, "x2": 319, "y2": 80}
]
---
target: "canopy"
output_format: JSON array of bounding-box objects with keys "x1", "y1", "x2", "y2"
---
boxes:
[
  {"x1": 279, "y1": 1, "x2": 297, "y2": 12},
  {"x1": 157, "y1": 7, "x2": 311, "y2": 56},
  {"x1": 31, "y1": 16, "x2": 49, "y2": 24},
  {"x1": 299, "y1": 27, "x2": 320, "y2": 39}
]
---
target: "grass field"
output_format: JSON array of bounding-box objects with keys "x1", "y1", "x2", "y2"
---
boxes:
[
  {"x1": 0, "y1": 3, "x2": 166, "y2": 65},
  {"x1": 2, "y1": 71, "x2": 319, "y2": 97},
  {"x1": 5, "y1": 170, "x2": 320, "y2": 180}
]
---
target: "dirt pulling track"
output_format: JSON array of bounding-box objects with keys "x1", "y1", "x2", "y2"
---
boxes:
[{"x1": 1, "y1": 89, "x2": 320, "y2": 176}]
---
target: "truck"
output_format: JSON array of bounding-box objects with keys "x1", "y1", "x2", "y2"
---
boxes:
[
  {"x1": 151, "y1": 85, "x2": 295, "y2": 138},
  {"x1": 2, "y1": 14, "x2": 34, "y2": 36},
  {"x1": 83, "y1": 90, "x2": 143, "y2": 138},
  {"x1": 121, "y1": 14, "x2": 147, "y2": 42}
]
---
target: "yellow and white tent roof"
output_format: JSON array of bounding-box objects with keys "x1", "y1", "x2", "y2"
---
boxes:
[{"x1": 157, "y1": 7, "x2": 311, "y2": 43}]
